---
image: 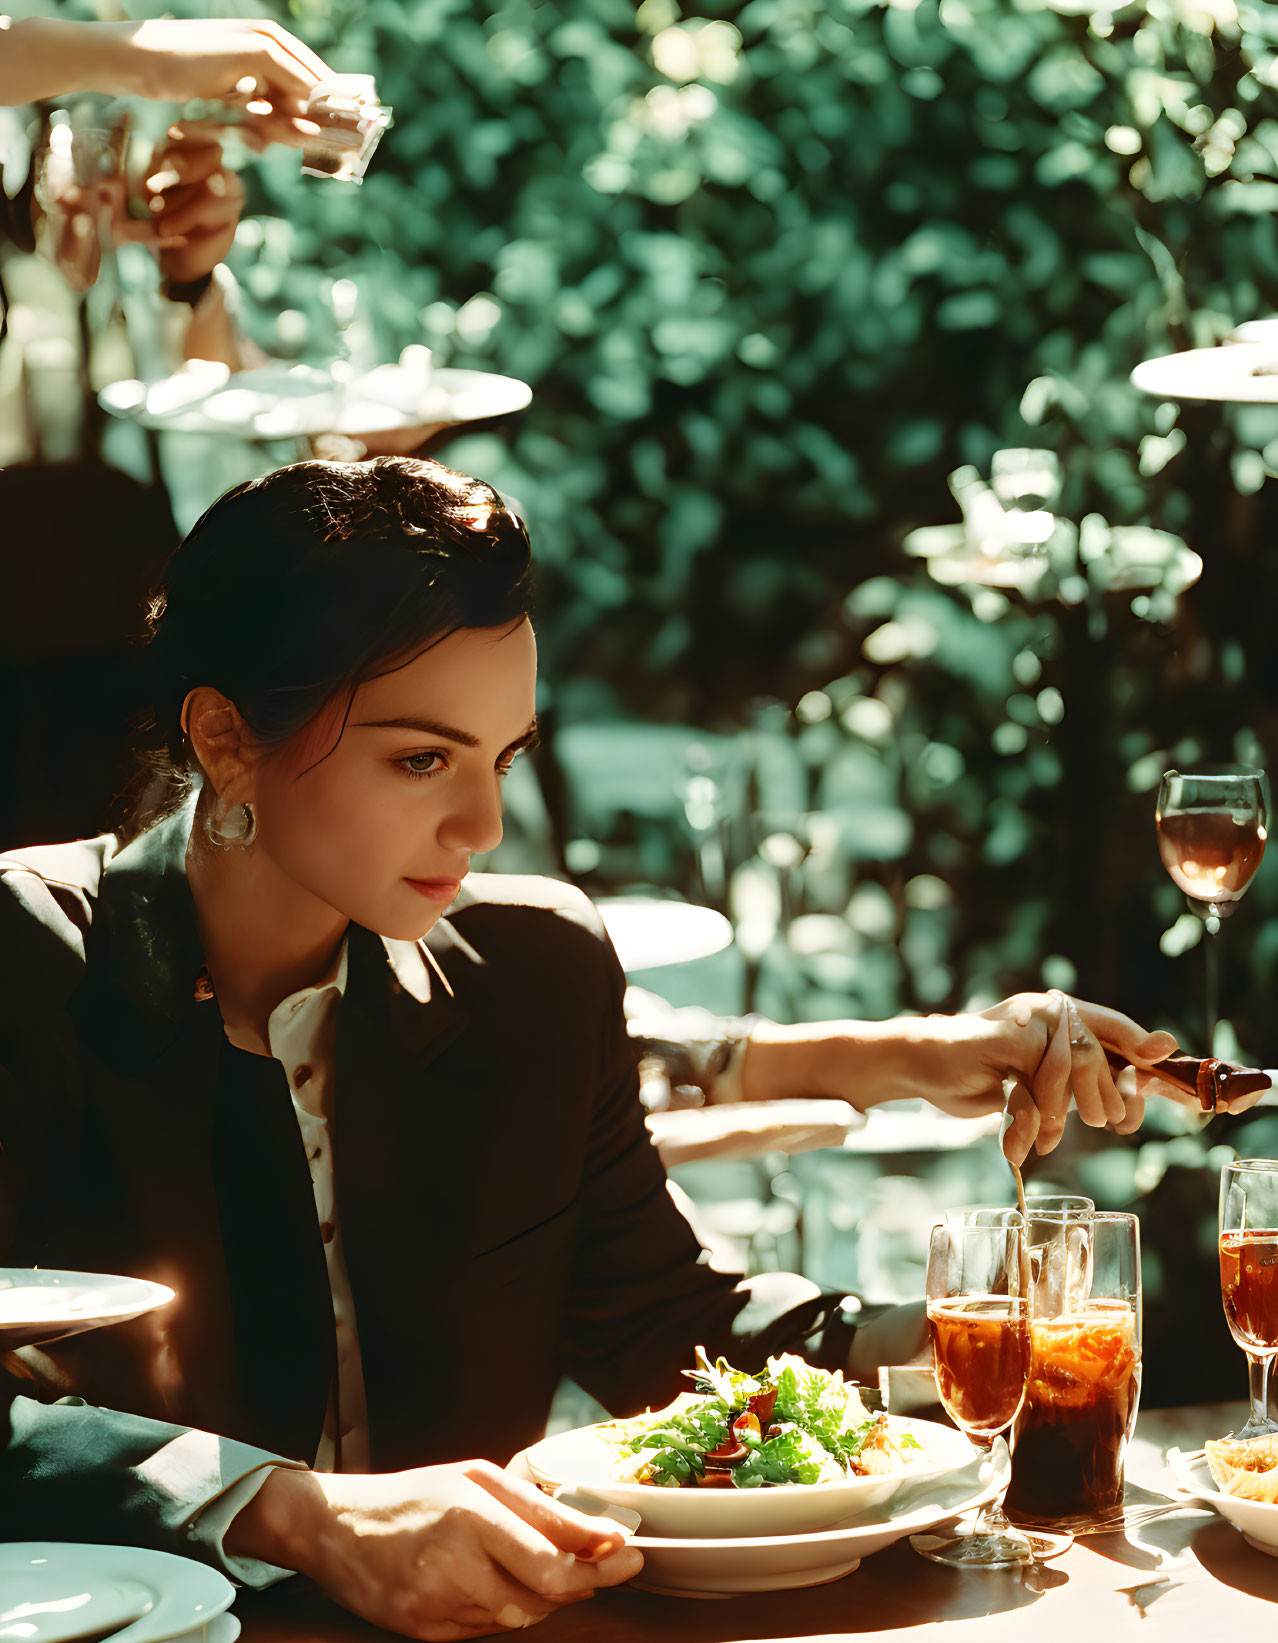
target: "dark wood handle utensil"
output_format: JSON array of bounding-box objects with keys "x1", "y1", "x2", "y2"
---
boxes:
[{"x1": 1107, "y1": 1051, "x2": 1270, "y2": 1112}]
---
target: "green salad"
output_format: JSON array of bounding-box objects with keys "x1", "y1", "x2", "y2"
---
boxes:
[{"x1": 604, "y1": 1348, "x2": 924, "y2": 1490}]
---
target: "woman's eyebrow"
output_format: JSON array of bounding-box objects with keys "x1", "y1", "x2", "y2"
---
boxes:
[
  {"x1": 351, "y1": 716, "x2": 539, "y2": 754},
  {"x1": 351, "y1": 715, "x2": 479, "y2": 746}
]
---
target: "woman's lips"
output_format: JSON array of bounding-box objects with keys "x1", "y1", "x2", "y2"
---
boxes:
[{"x1": 405, "y1": 878, "x2": 462, "y2": 902}]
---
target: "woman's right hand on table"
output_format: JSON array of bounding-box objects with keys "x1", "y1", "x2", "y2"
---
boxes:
[{"x1": 225, "y1": 1458, "x2": 643, "y2": 1639}]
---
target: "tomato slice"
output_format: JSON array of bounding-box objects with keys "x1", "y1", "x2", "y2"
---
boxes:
[{"x1": 748, "y1": 1388, "x2": 777, "y2": 1424}]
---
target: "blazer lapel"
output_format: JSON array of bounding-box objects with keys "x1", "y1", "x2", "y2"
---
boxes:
[
  {"x1": 211, "y1": 1038, "x2": 334, "y2": 1460},
  {"x1": 334, "y1": 919, "x2": 478, "y2": 1464},
  {"x1": 61, "y1": 802, "x2": 333, "y2": 1460}
]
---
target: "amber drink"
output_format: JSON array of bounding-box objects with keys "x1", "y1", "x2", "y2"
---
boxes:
[
  {"x1": 929, "y1": 1296, "x2": 1030, "y2": 1437},
  {"x1": 1218, "y1": 1164, "x2": 1278, "y2": 1440},
  {"x1": 919, "y1": 1221, "x2": 1044, "y2": 1567},
  {"x1": 1005, "y1": 1301, "x2": 1140, "y2": 1517},
  {"x1": 1005, "y1": 1211, "x2": 1141, "y2": 1521},
  {"x1": 1220, "y1": 1229, "x2": 1278, "y2": 1354}
]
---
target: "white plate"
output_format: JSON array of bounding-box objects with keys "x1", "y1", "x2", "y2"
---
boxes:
[
  {"x1": 187, "y1": 1619, "x2": 238, "y2": 1643},
  {"x1": 99, "y1": 364, "x2": 339, "y2": 438},
  {"x1": 1167, "y1": 1447, "x2": 1278, "y2": 1556},
  {"x1": 627, "y1": 1440, "x2": 1010, "y2": 1596},
  {"x1": 100, "y1": 363, "x2": 531, "y2": 441},
  {"x1": 0, "y1": 1270, "x2": 174, "y2": 1352},
  {"x1": 595, "y1": 898, "x2": 734, "y2": 972},
  {"x1": 335, "y1": 367, "x2": 532, "y2": 435},
  {"x1": 1131, "y1": 342, "x2": 1278, "y2": 404},
  {"x1": 526, "y1": 1414, "x2": 973, "y2": 1539},
  {"x1": 0, "y1": 1546, "x2": 234, "y2": 1643}
]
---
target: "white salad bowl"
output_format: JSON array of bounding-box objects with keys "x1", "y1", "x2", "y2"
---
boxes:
[
  {"x1": 525, "y1": 1414, "x2": 973, "y2": 1539},
  {"x1": 627, "y1": 1440, "x2": 1011, "y2": 1595}
]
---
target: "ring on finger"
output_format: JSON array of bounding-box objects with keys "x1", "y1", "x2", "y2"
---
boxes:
[{"x1": 1065, "y1": 999, "x2": 1090, "y2": 1050}]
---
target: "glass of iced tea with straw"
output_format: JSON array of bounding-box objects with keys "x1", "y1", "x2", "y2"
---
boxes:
[{"x1": 1219, "y1": 1158, "x2": 1278, "y2": 1440}]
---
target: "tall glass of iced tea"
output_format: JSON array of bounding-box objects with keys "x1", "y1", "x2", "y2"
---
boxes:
[
  {"x1": 921, "y1": 1220, "x2": 1035, "y2": 1567},
  {"x1": 1219, "y1": 1158, "x2": 1278, "y2": 1440},
  {"x1": 1005, "y1": 1212, "x2": 1141, "y2": 1523}
]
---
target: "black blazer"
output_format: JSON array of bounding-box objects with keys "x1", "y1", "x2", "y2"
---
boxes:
[{"x1": 0, "y1": 804, "x2": 847, "y2": 1555}]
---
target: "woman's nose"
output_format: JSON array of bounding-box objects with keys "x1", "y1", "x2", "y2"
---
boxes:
[{"x1": 438, "y1": 770, "x2": 504, "y2": 856}]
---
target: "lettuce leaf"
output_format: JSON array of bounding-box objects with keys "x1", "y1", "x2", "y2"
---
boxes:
[
  {"x1": 684, "y1": 1345, "x2": 769, "y2": 1411},
  {"x1": 766, "y1": 1353, "x2": 875, "y2": 1465},
  {"x1": 731, "y1": 1426, "x2": 844, "y2": 1488},
  {"x1": 623, "y1": 1393, "x2": 731, "y2": 1484}
]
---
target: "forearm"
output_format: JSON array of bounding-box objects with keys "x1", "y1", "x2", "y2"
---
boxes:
[
  {"x1": 0, "y1": 17, "x2": 139, "y2": 105},
  {"x1": 179, "y1": 283, "x2": 260, "y2": 371},
  {"x1": 738, "y1": 1017, "x2": 937, "y2": 1110},
  {"x1": 1, "y1": 1392, "x2": 301, "y2": 1573}
]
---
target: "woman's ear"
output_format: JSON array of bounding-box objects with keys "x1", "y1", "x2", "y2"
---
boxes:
[{"x1": 182, "y1": 686, "x2": 257, "y2": 806}]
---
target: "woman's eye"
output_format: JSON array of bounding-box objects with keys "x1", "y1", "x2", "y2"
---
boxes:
[{"x1": 400, "y1": 752, "x2": 446, "y2": 780}]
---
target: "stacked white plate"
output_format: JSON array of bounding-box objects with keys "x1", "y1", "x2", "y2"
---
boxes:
[
  {"x1": 0, "y1": 1545, "x2": 237, "y2": 1643},
  {"x1": 523, "y1": 1417, "x2": 1008, "y2": 1597}
]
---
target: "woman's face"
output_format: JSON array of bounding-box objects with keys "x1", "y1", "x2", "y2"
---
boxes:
[{"x1": 250, "y1": 619, "x2": 537, "y2": 940}]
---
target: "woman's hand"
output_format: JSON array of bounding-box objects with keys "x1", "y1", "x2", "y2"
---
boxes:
[
  {"x1": 109, "y1": 18, "x2": 331, "y2": 143},
  {"x1": 134, "y1": 127, "x2": 245, "y2": 287},
  {"x1": 225, "y1": 1459, "x2": 643, "y2": 1640},
  {"x1": 738, "y1": 992, "x2": 1233, "y2": 1165},
  {"x1": 974, "y1": 991, "x2": 1181, "y2": 1163},
  {"x1": 965, "y1": 992, "x2": 1266, "y2": 1159}
]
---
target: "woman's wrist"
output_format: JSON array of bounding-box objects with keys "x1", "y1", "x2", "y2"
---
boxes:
[{"x1": 222, "y1": 1466, "x2": 326, "y2": 1577}]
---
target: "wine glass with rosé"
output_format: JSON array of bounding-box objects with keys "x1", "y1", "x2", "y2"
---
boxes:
[
  {"x1": 1219, "y1": 1159, "x2": 1278, "y2": 1440},
  {"x1": 1156, "y1": 768, "x2": 1267, "y2": 1046},
  {"x1": 920, "y1": 1220, "x2": 1053, "y2": 1568}
]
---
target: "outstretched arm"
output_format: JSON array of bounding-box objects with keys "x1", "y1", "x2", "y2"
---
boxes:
[
  {"x1": 734, "y1": 991, "x2": 1266, "y2": 1163},
  {"x1": 0, "y1": 15, "x2": 328, "y2": 148}
]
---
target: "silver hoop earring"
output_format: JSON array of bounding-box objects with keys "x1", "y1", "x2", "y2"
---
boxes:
[{"x1": 204, "y1": 801, "x2": 257, "y2": 851}]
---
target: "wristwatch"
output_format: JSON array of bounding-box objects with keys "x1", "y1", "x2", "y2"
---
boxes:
[{"x1": 162, "y1": 272, "x2": 215, "y2": 308}]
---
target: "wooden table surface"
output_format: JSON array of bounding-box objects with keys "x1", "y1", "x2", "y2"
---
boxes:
[{"x1": 235, "y1": 1400, "x2": 1278, "y2": 1642}]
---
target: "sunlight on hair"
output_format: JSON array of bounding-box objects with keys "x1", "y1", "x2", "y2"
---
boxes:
[
  {"x1": 458, "y1": 501, "x2": 494, "y2": 532},
  {"x1": 414, "y1": 457, "x2": 493, "y2": 528}
]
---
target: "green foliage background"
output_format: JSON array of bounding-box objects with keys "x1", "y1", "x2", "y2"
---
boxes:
[
  {"x1": 116, "y1": 0, "x2": 1278, "y2": 1398},
  {"x1": 216, "y1": 0, "x2": 1278, "y2": 1031}
]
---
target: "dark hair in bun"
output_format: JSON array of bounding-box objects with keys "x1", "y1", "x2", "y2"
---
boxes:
[{"x1": 117, "y1": 456, "x2": 533, "y2": 842}]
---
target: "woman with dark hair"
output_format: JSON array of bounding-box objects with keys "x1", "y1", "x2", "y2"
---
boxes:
[{"x1": 0, "y1": 456, "x2": 1235, "y2": 1639}]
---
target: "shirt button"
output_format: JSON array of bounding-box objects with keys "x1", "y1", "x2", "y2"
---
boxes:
[
  {"x1": 321, "y1": 1221, "x2": 335, "y2": 1244},
  {"x1": 294, "y1": 1065, "x2": 313, "y2": 1087}
]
